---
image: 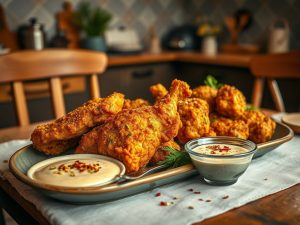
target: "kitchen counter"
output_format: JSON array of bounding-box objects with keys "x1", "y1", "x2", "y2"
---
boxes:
[{"x1": 108, "y1": 51, "x2": 254, "y2": 68}]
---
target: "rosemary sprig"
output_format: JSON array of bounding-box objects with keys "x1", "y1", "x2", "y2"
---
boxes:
[
  {"x1": 204, "y1": 75, "x2": 223, "y2": 89},
  {"x1": 158, "y1": 146, "x2": 191, "y2": 168}
]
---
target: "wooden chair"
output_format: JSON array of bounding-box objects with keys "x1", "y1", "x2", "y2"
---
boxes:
[
  {"x1": 250, "y1": 51, "x2": 300, "y2": 112},
  {"x1": 0, "y1": 49, "x2": 107, "y2": 126}
]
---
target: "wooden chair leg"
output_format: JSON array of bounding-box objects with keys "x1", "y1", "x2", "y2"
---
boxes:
[
  {"x1": 12, "y1": 82, "x2": 30, "y2": 126},
  {"x1": 267, "y1": 79, "x2": 286, "y2": 112},
  {"x1": 252, "y1": 77, "x2": 264, "y2": 108},
  {"x1": 0, "y1": 208, "x2": 5, "y2": 225}
]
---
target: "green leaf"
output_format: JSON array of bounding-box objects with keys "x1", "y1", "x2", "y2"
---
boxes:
[
  {"x1": 158, "y1": 146, "x2": 191, "y2": 168},
  {"x1": 204, "y1": 75, "x2": 223, "y2": 89}
]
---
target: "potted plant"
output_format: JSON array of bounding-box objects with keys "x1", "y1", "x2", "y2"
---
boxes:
[{"x1": 73, "y1": 1, "x2": 112, "y2": 51}]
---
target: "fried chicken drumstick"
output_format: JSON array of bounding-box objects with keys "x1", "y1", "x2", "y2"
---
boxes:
[
  {"x1": 31, "y1": 92, "x2": 125, "y2": 155},
  {"x1": 97, "y1": 80, "x2": 191, "y2": 173}
]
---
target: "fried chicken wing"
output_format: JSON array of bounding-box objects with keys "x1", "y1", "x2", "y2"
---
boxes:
[
  {"x1": 216, "y1": 85, "x2": 246, "y2": 118},
  {"x1": 192, "y1": 85, "x2": 217, "y2": 112},
  {"x1": 149, "y1": 83, "x2": 168, "y2": 100},
  {"x1": 31, "y1": 92, "x2": 125, "y2": 155},
  {"x1": 122, "y1": 98, "x2": 150, "y2": 110},
  {"x1": 177, "y1": 98, "x2": 210, "y2": 143},
  {"x1": 241, "y1": 110, "x2": 276, "y2": 143},
  {"x1": 97, "y1": 79, "x2": 191, "y2": 173},
  {"x1": 210, "y1": 113, "x2": 249, "y2": 139}
]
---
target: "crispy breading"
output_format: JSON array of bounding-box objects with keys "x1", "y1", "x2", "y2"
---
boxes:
[
  {"x1": 216, "y1": 85, "x2": 246, "y2": 118},
  {"x1": 192, "y1": 85, "x2": 217, "y2": 112},
  {"x1": 123, "y1": 98, "x2": 150, "y2": 110},
  {"x1": 97, "y1": 80, "x2": 191, "y2": 173},
  {"x1": 149, "y1": 83, "x2": 168, "y2": 100},
  {"x1": 177, "y1": 98, "x2": 210, "y2": 143},
  {"x1": 75, "y1": 126, "x2": 100, "y2": 154},
  {"x1": 31, "y1": 92, "x2": 125, "y2": 155},
  {"x1": 149, "y1": 140, "x2": 181, "y2": 165},
  {"x1": 241, "y1": 110, "x2": 276, "y2": 143},
  {"x1": 210, "y1": 113, "x2": 249, "y2": 139}
]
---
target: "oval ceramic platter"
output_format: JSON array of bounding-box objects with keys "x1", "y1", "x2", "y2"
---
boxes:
[{"x1": 9, "y1": 122, "x2": 293, "y2": 204}]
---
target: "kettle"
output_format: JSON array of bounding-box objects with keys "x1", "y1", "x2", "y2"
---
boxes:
[
  {"x1": 268, "y1": 18, "x2": 289, "y2": 53},
  {"x1": 22, "y1": 18, "x2": 46, "y2": 50}
]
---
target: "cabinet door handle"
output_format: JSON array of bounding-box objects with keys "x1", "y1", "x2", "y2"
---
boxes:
[{"x1": 132, "y1": 69, "x2": 154, "y2": 79}]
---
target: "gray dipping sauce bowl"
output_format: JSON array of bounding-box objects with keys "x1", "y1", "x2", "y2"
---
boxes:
[{"x1": 185, "y1": 137, "x2": 257, "y2": 185}]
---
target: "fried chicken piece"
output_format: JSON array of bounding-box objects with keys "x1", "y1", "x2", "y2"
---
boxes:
[
  {"x1": 149, "y1": 83, "x2": 168, "y2": 100},
  {"x1": 216, "y1": 85, "x2": 246, "y2": 118},
  {"x1": 75, "y1": 126, "x2": 100, "y2": 154},
  {"x1": 210, "y1": 113, "x2": 249, "y2": 139},
  {"x1": 177, "y1": 98, "x2": 210, "y2": 143},
  {"x1": 203, "y1": 127, "x2": 217, "y2": 137},
  {"x1": 149, "y1": 140, "x2": 181, "y2": 165},
  {"x1": 192, "y1": 85, "x2": 217, "y2": 112},
  {"x1": 123, "y1": 98, "x2": 150, "y2": 110},
  {"x1": 241, "y1": 110, "x2": 276, "y2": 143},
  {"x1": 97, "y1": 79, "x2": 191, "y2": 173},
  {"x1": 31, "y1": 92, "x2": 125, "y2": 155}
]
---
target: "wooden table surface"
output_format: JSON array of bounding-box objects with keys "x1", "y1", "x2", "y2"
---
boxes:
[{"x1": 0, "y1": 123, "x2": 299, "y2": 225}]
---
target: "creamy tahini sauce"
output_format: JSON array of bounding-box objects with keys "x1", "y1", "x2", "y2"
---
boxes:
[
  {"x1": 32, "y1": 158, "x2": 121, "y2": 187},
  {"x1": 193, "y1": 144, "x2": 248, "y2": 156}
]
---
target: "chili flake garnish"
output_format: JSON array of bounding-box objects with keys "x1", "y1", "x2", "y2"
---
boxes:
[
  {"x1": 206, "y1": 145, "x2": 231, "y2": 154},
  {"x1": 155, "y1": 192, "x2": 161, "y2": 197},
  {"x1": 159, "y1": 201, "x2": 169, "y2": 206},
  {"x1": 52, "y1": 160, "x2": 102, "y2": 177},
  {"x1": 222, "y1": 195, "x2": 229, "y2": 200},
  {"x1": 194, "y1": 191, "x2": 201, "y2": 194}
]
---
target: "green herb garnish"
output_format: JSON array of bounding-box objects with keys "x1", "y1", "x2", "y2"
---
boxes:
[
  {"x1": 245, "y1": 104, "x2": 259, "y2": 111},
  {"x1": 204, "y1": 75, "x2": 223, "y2": 89},
  {"x1": 158, "y1": 147, "x2": 191, "y2": 168}
]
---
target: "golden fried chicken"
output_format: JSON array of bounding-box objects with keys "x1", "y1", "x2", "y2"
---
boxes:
[
  {"x1": 210, "y1": 113, "x2": 249, "y2": 139},
  {"x1": 97, "y1": 79, "x2": 191, "y2": 173},
  {"x1": 149, "y1": 83, "x2": 168, "y2": 100},
  {"x1": 241, "y1": 110, "x2": 276, "y2": 143},
  {"x1": 149, "y1": 140, "x2": 181, "y2": 165},
  {"x1": 123, "y1": 98, "x2": 150, "y2": 110},
  {"x1": 216, "y1": 85, "x2": 246, "y2": 118},
  {"x1": 177, "y1": 98, "x2": 210, "y2": 143},
  {"x1": 192, "y1": 85, "x2": 217, "y2": 112},
  {"x1": 75, "y1": 126, "x2": 100, "y2": 154},
  {"x1": 203, "y1": 127, "x2": 217, "y2": 137},
  {"x1": 31, "y1": 92, "x2": 125, "y2": 155}
]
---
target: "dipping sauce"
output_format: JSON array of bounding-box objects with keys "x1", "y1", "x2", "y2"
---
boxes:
[
  {"x1": 185, "y1": 138, "x2": 256, "y2": 185},
  {"x1": 29, "y1": 156, "x2": 123, "y2": 187},
  {"x1": 193, "y1": 144, "x2": 248, "y2": 156}
]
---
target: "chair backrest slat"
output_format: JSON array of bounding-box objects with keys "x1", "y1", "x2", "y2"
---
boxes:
[
  {"x1": 12, "y1": 81, "x2": 30, "y2": 126},
  {"x1": 50, "y1": 77, "x2": 66, "y2": 118},
  {"x1": 90, "y1": 73, "x2": 101, "y2": 99}
]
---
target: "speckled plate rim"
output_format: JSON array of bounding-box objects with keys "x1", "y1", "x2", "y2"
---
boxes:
[{"x1": 9, "y1": 122, "x2": 293, "y2": 195}]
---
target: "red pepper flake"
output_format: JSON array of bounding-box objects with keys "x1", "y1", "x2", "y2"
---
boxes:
[
  {"x1": 2, "y1": 160, "x2": 8, "y2": 163},
  {"x1": 198, "y1": 198, "x2": 203, "y2": 201},
  {"x1": 205, "y1": 199, "x2": 211, "y2": 202},
  {"x1": 187, "y1": 188, "x2": 194, "y2": 192},
  {"x1": 222, "y1": 195, "x2": 229, "y2": 200},
  {"x1": 159, "y1": 201, "x2": 168, "y2": 206},
  {"x1": 194, "y1": 191, "x2": 201, "y2": 194},
  {"x1": 207, "y1": 145, "x2": 231, "y2": 153},
  {"x1": 155, "y1": 192, "x2": 161, "y2": 197}
]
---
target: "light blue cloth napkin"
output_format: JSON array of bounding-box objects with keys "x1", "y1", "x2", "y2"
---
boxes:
[{"x1": 0, "y1": 136, "x2": 299, "y2": 225}]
